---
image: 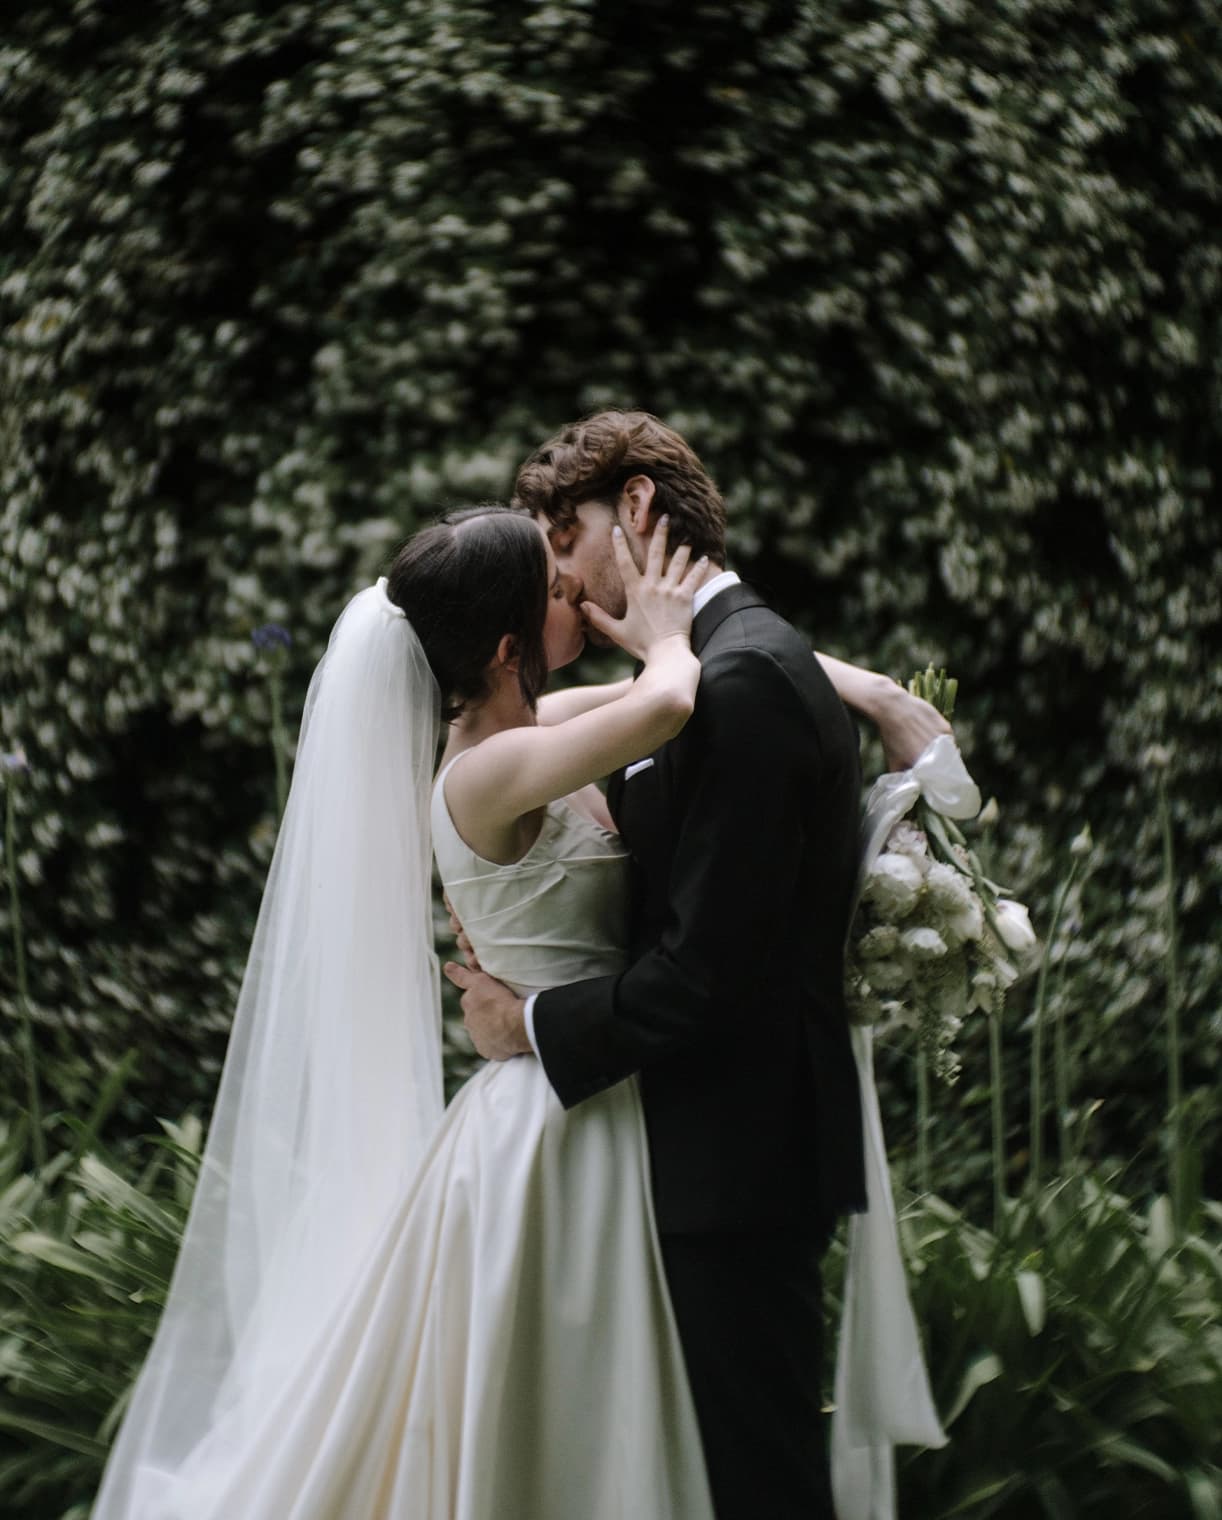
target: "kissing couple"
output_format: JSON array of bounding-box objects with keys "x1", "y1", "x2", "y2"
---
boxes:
[{"x1": 93, "y1": 411, "x2": 948, "y2": 1520}]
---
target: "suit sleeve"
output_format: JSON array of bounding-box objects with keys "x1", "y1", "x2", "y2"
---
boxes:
[{"x1": 532, "y1": 647, "x2": 813, "y2": 1110}]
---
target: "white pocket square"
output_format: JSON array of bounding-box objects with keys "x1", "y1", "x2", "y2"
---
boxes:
[{"x1": 624, "y1": 758, "x2": 655, "y2": 780}]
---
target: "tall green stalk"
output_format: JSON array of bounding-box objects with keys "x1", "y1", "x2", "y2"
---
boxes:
[
  {"x1": 252, "y1": 625, "x2": 293, "y2": 820},
  {"x1": 1156, "y1": 770, "x2": 1186, "y2": 1237},
  {"x1": 989, "y1": 988, "x2": 1006, "y2": 1234},
  {"x1": 4, "y1": 769, "x2": 46, "y2": 1173},
  {"x1": 916, "y1": 1039, "x2": 931, "y2": 1195},
  {"x1": 1029, "y1": 855, "x2": 1079, "y2": 1189},
  {"x1": 268, "y1": 662, "x2": 289, "y2": 819}
]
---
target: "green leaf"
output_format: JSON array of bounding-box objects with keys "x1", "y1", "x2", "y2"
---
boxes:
[
  {"x1": 944, "y1": 1351, "x2": 1004, "y2": 1427},
  {"x1": 1016, "y1": 1269, "x2": 1046, "y2": 1336}
]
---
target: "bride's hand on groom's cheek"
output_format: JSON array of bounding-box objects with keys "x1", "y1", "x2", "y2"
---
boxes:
[{"x1": 443, "y1": 961, "x2": 532, "y2": 1062}]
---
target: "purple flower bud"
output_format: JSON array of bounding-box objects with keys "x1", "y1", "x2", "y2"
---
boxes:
[
  {"x1": 2, "y1": 745, "x2": 29, "y2": 775},
  {"x1": 252, "y1": 624, "x2": 293, "y2": 651}
]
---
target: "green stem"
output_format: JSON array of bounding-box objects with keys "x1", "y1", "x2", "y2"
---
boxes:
[
  {"x1": 990, "y1": 990, "x2": 1006, "y2": 1235},
  {"x1": 5, "y1": 780, "x2": 45, "y2": 1174},
  {"x1": 916, "y1": 1039, "x2": 931, "y2": 1195},
  {"x1": 268, "y1": 667, "x2": 288, "y2": 819},
  {"x1": 1029, "y1": 856, "x2": 1079, "y2": 1189},
  {"x1": 1157, "y1": 774, "x2": 1185, "y2": 1237},
  {"x1": 1053, "y1": 952, "x2": 1071, "y2": 1171}
]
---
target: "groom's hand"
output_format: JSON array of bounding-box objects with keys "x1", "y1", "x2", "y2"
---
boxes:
[{"x1": 443, "y1": 962, "x2": 532, "y2": 1061}]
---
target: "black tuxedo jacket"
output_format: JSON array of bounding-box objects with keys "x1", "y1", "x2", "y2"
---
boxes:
[{"x1": 533, "y1": 583, "x2": 867, "y2": 1235}]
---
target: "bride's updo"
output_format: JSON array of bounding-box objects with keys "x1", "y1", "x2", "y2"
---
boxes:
[{"x1": 385, "y1": 506, "x2": 550, "y2": 722}]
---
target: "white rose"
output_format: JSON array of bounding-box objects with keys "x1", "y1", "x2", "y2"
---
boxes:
[
  {"x1": 994, "y1": 900, "x2": 1038, "y2": 956},
  {"x1": 865, "y1": 853, "x2": 924, "y2": 919}
]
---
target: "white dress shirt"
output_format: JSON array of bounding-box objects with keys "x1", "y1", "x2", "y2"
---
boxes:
[{"x1": 522, "y1": 570, "x2": 741, "y2": 1056}]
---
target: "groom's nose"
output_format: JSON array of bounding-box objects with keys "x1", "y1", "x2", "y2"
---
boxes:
[{"x1": 559, "y1": 568, "x2": 583, "y2": 605}]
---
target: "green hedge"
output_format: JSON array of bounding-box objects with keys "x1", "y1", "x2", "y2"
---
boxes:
[{"x1": 2, "y1": 0, "x2": 1219, "y2": 1184}]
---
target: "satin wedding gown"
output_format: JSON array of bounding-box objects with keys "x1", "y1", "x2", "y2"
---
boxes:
[{"x1": 148, "y1": 758, "x2": 715, "y2": 1520}]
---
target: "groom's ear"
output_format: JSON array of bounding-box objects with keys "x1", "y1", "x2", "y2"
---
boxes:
[{"x1": 621, "y1": 474, "x2": 657, "y2": 537}]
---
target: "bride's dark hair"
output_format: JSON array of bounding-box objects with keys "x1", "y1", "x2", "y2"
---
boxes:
[{"x1": 385, "y1": 506, "x2": 550, "y2": 722}]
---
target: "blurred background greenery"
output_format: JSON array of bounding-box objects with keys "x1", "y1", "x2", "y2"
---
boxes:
[{"x1": 2, "y1": 0, "x2": 1220, "y2": 1514}]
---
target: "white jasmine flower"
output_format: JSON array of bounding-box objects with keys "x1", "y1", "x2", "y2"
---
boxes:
[{"x1": 865, "y1": 853, "x2": 924, "y2": 919}]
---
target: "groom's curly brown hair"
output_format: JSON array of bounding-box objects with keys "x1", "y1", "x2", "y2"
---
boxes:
[{"x1": 511, "y1": 410, "x2": 728, "y2": 564}]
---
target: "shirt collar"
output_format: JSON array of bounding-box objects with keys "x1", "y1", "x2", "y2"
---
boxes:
[{"x1": 691, "y1": 569, "x2": 741, "y2": 618}]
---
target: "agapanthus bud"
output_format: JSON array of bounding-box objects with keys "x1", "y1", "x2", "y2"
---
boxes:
[
  {"x1": 1070, "y1": 825, "x2": 1092, "y2": 858},
  {"x1": 977, "y1": 797, "x2": 1000, "y2": 827},
  {"x1": 252, "y1": 623, "x2": 293, "y2": 651},
  {"x1": 2, "y1": 746, "x2": 29, "y2": 775}
]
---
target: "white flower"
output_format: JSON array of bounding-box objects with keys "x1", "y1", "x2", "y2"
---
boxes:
[
  {"x1": 856, "y1": 924, "x2": 900, "y2": 960},
  {"x1": 866, "y1": 957, "x2": 910, "y2": 992},
  {"x1": 968, "y1": 968, "x2": 998, "y2": 1012},
  {"x1": 1070, "y1": 825, "x2": 1093, "y2": 858},
  {"x1": 994, "y1": 900, "x2": 1038, "y2": 956},
  {"x1": 901, "y1": 926, "x2": 949, "y2": 961},
  {"x1": 925, "y1": 860, "x2": 974, "y2": 914},
  {"x1": 987, "y1": 950, "x2": 1019, "y2": 988},
  {"x1": 886, "y1": 821, "x2": 929, "y2": 864},
  {"x1": 865, "y1": 853, "x2": 924, "y2": 919},
  {"x1": 945, "y1": 897, "x2": 984, "y2": 943}
]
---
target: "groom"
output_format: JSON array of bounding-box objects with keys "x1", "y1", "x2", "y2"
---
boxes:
[{"x1": 448, "y1": 411, "x2": 867, "y2": 1518}]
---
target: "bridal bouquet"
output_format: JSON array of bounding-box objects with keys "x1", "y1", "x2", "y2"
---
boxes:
[{"x1": 846, "y1": 668, "x2": 1036, "y2": 1084}]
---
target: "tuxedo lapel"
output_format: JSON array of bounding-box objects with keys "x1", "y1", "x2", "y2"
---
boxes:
[{"x1": 691, "y1": 582, "x2": 768, "y2": 657}]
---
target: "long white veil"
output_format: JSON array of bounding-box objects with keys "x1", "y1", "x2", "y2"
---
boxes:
[{"x1": 91, "y1": 580, "x2": 443, "y2": 1519}]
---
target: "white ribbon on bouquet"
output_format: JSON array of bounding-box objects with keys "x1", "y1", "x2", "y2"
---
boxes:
[{"x1": 831, "y1": 735, "x2": 980, "y2": 1520}]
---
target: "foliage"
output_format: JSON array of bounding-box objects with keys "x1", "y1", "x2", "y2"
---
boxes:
[
  {"x1": 3, "y1": 1110, "x2": 1219, "y2": 1519},
  {"x1": 823, "y1": 1178, "x2": 1222, "y2": 1518},
  {"x1": 0, "y1": 1112, "x2": 199, "y2": 1520}
]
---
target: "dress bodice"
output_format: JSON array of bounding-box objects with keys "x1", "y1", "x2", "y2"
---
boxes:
[{"x1": 431, "y1": 754, "x2": 631, "y2": 997}]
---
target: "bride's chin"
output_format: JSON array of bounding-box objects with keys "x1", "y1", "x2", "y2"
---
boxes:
[{"x1": 546, "y1": 633, "x2": 586, "y2": 672}]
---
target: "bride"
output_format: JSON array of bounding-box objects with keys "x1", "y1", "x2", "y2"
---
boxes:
[{"x1": 91, "y1": 504, "x2": 939, "y2": 1519}]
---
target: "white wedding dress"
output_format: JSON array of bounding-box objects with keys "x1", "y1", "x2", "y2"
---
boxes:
[{"x1": 151, "y1": 761, "x2": 715, "y2": 1520}]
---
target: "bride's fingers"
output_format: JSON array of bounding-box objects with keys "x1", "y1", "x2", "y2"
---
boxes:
[
  {"x1": 580, "y1": 599, "x2": 619, "y2": 640},
  {"x1": 665, "y1": 542, "x2": 692, "y2": 584},
  {"x1": 677, "y1": 551, "x2": 709, "y2": 588},
  {"x1": 611, "y1": 524, "x2": 639, "y2": 585},
  {"x1": 644, "y1": 514, "x2": 670, "y2": 579}
]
